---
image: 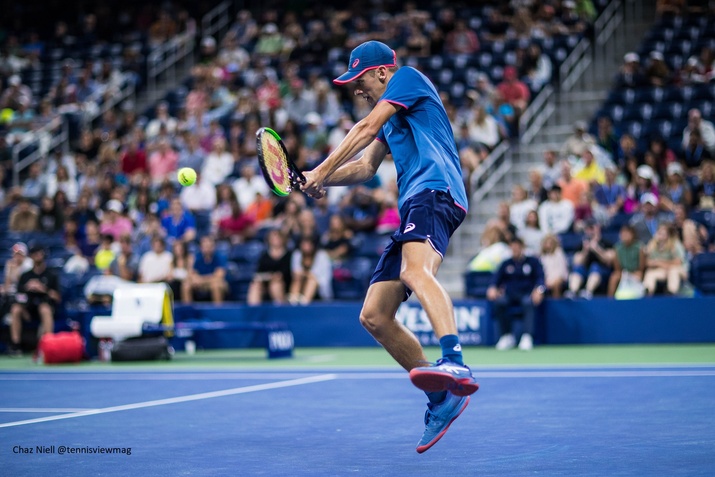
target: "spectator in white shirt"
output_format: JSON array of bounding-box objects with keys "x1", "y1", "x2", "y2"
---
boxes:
[
  {"x1": 682, "y1": 108, "x2": 715, "y2": 155},
  {"x1": 179, "y1": 171, "x2": 217, "y2": 213},
  {"x1": 201, "y1": 136, "x2": 234, "y2": 186},
  {"x1": 145, "y1": 102, "x2": 178, "y2": 140},
  {"x1": 539, "y1": 149, "x2": 561, "y2": 190},
  {"x1": 231, "y1": 163, "x2": 269, "y2": 210},
  {"x1": 509, "y1": 184, "x2": 538, "y2": 231},
  {"x1": 538, "y1": 184, "x2": 575, "y2": 234},
  {"x1": 561, "y1": 120, "x2": 596, "y2": 160},
  {"x1": 138, "y1": 235, "x2": 174, "y2": 283}
]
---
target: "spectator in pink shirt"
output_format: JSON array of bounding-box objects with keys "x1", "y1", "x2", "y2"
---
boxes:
[
  {"x1": 148, "y1": 138, "x2": 179, "y2": 186},
  {"x1": 445, "y1": 19, "x2": 479, "y2": 55},
  {"x1": 497, "y1": 66, "x2": 530, "y2": 115},
  {"x1": 99, "y1": 199, "x2": 133, "y2": 241}
]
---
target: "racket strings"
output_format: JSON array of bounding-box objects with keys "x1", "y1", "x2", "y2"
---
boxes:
[{"x1": 261, "y1": 135, "x2": 294, "y2": 193}]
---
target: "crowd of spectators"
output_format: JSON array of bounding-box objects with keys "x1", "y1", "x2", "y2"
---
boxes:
[
  {"x1": 0, "y1": 0, "x2": 601, "y2": 338},
  {"x1": 470, "y1": 2, "x2": 715, "y2": 305}
]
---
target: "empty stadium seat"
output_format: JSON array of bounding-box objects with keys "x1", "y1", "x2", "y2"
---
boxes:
[
  {"x1": 332, "y1": 257, "x2": 376, "y2": 300},
  {"x1": 464, "y1": 270, "x2": 494, "y2": 299},
  {"x1": 558, "y1": 232, "x2": 584, "y2": 255},
  {"x1": 690, "y1": 253, "x2": 715, "y2": 295},
  {"x1": 354, "y1": 233, "x2": 392, "y2": 259}
]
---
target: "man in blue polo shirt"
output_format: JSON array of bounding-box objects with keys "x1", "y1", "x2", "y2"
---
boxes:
[
  {"x1": 184, "y1": 235, "x2": 228, "y2": 304},
  {"x1": 302, "y1": 40, "x2": 478, "y2": 453},
  {"x1": 487, "y1": 236, "x2": 545, "y2": 351}
]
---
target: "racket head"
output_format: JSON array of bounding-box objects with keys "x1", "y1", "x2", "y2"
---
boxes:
[{"x1": 256, "y1": 127, "x2": 296, "y2": 197}]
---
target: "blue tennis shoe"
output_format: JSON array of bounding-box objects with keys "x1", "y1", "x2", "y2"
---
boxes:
[
  {"x1": 416, "y1": 392, "x2": 470, "y2": 453},
  {"x1": 409, "y1": 358, "x2": 480, "y2": 396}
]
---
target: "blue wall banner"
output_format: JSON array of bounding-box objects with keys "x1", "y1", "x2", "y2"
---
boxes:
[
  {"x1": 75, "y1": 296, "x2": 715, "y2": 356},
  {"x1": 395, "y1": 301, "x2": 489, "y2": 346}
]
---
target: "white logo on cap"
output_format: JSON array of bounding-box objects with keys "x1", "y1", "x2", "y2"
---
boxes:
[{"x1": 352, "y1": 59, "x2": 360, "y2": 68}]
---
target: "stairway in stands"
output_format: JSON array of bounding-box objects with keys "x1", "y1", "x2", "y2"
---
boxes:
[{"x1": 437, "y1": 0, "x2": 657, "y2": 298}]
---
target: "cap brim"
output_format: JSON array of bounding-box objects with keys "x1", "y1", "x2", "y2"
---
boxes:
[{"x1": 333, "y1": 67, "x2": 371, "y2": 85}]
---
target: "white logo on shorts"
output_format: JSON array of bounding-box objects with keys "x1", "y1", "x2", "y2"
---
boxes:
[{"x1": 404, "y1": 223, "x2": 416, "y2": 233}]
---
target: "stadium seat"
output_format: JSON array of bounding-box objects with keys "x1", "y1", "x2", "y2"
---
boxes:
[
  {"x1": 689, "y1": 253, "x2": 715, "y2": 295},
  {"x1": 558, "y1": 232, "x2": 584, "y2": 255},
  {"x1": 464, "y1": 270, "x2": 494, "y2": 299},
  {"x1": 229, "y1": 241, "x2": 265, "y2": 265},
  {"x1": 354, "y1": 233, "x2": 392, "y2": 259},
  {"x1": 332, "y1": 257, "x2": 376, "y2": 300}
]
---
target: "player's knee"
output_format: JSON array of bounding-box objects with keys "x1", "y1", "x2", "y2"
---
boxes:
[
  {"x1": 398, "y1": 267, "x2": 422, "y2": 290},
  {"x1": 359, "y1": 306, "x2": 387, "y2": 335}
]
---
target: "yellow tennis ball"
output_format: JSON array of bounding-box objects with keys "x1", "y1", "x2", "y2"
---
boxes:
[{"x1": 177, "y1": 167, "x2": 197, "y2": 186}]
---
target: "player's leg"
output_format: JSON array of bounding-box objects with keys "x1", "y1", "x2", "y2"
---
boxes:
[
  {"x1": 399, "y1": 240, "x2": 457, "y2": 337},
  {"x1": 359, "y1": 279, "x2": 427, "y2": 371},
  {"x1": 398, "y1": 191, "x2": 478, "y2": 397}
]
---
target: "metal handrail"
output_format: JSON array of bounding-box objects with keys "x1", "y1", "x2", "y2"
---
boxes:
[
  {"x1": 146, "y1": 29, "x2": 196, "y2": 104},
  {"x1": 201, "y1": 1, "x2": 232, "y2": 41},
  {"x1": 11, "y1": 119, "x2": 68, "y2": 186},
  {"x1": 518, "y1": 85, "x2": 555, "y2": 144},
  {"x1": 596, "y1": 0, "x2": 624, "y2": 46},
  {"x1": 559, "y1": 38, "x2": 592, "y2": 91}
]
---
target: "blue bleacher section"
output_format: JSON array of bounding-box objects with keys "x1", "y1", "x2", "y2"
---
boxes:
[{"x1": 592, "y1": 15, "x2": 715, "y2": 153}]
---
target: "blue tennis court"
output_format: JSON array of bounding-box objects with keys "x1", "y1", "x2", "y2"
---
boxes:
[{"x1": 2, "y1": 365, "x2": 714, "y2": 476}]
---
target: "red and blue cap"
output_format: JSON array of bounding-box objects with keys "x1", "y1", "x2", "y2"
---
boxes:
[{"x1": 333, "y1": 41, "x2": 396, "y2": 85}]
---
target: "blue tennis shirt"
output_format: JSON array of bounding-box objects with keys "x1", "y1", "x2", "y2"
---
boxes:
[{"x1": 376, "y1": 66, "x2": 468, "y2": 212}]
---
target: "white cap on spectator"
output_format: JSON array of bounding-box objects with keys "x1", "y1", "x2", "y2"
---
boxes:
[
  {"x1": 624, "y1": 52, "x2": 640, "y2": 63},
  {"x1": 637, "y1": 164, "x2": 655, "y2": 180},
  {"x1": 563, "y1": 0, "x2": 576, "y2": 8},
  {"x1": 106, "y1": 199, "x2": 124, "y2": 213},
  {"x1": 8, "y1": 75, "x2": 20, "y2": 86},
  {"x1": 667, "y1": 162, "x2": 684, "y2": 176},
  {"x1": 650, "y1": 51, "x2": 665, "y2": 61},
  {"x1": 12, "y1": 242, "x2": 28, "y2": 255},
  {"x1": 262, "y1": 23, "x2": 278, "y2": 34},
  {"x1": 687, "y1": 56, "x2": 699, "y2": 66},
  {"x1": 202, "y1": 36, "x2": 216, "y2": 48},
  {"x1": 640, "y1": 192, "x2": 659, "y2": 206},
  {"x1": 574, "y1": 120, "x2": 587, "y2": 131},
  {"x1": 305, "y1": 112, "x2": 322, "y2": 126}
]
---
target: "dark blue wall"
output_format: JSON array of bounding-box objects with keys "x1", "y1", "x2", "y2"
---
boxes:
[
  {"x1": 543, "y1": 296, "x2": 715, "y2": 344},
  {"x1": 77, "y1": 296, "x2": 715, "y2": 354}
]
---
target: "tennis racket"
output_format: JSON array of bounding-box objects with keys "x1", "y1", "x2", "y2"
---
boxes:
[{"x1": 256, "y1": 127, "x2": 306, "y2": 196}]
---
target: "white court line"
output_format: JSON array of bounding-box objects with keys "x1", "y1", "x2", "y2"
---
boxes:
[
  {"x1": 0, "y1": 373, "x2": 324, "y2": 381},
  {"x1": 0, "y1": 374, "x2": 336, "y2": 429},
  {"x1": 337, "y1": 370, "x2": 715, "y2": 379},
  {"x1": 0, "y1": 408, "x2": 98, "y2": 413},
  {"x1": 2, "y1": 368, "x2": 715, "y2": 383}
]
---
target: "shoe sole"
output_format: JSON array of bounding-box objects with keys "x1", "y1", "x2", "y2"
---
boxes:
[
  {"x1": 416, "y1": 396, "x2": 470, "y2": 454},
  {"x1": 409, "y1": 369, "x2": 480, "y2": 397}
]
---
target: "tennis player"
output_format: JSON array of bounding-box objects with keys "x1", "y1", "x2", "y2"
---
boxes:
[{"x1": 301, "y1": 40, "x2": 479, "y2": 453}]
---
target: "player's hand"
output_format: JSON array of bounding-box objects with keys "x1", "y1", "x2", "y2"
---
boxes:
[{"x1": 301, "y1": 170, "x2": 326, "y2": 199}]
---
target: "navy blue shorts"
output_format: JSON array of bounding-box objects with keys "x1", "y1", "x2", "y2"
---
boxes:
[{"x1": 369, "y1": 189, "x2": 467, "y2": 300}]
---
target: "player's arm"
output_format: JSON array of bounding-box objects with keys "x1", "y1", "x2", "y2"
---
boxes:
[
  {"x1": 303, "y1": 101, "x2": 399, "y2": 195},
  {"x1": 323, "y1": 140, "x2": 388, "y2": 187}
]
